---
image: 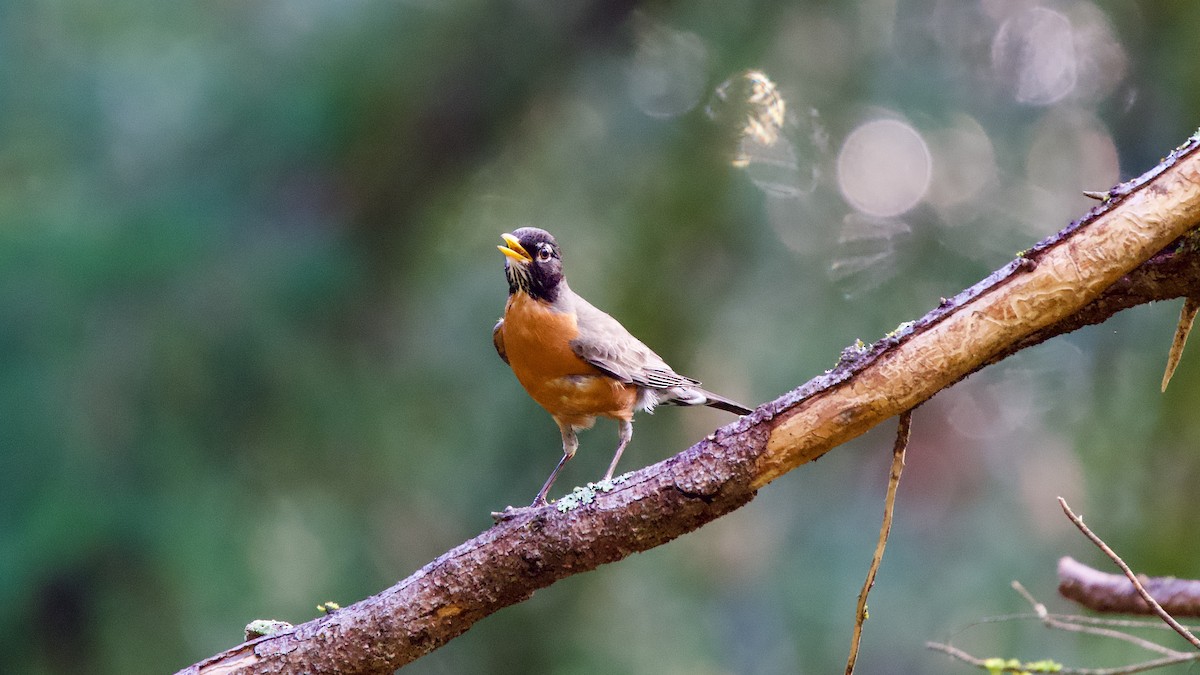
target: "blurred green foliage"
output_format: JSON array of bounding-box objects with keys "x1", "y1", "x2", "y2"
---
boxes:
[{"x1": 3, "y1": 1, "x2": 1200, "y2": 673}]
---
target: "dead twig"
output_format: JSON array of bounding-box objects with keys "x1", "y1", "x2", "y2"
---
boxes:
[
  {"x1": 927, "y1": 639, "x2": 1197, "y2": 675},
  {"x1": 1161, "y1": 297, "x2": 1199, "y2": 391},
  {"x1": 845, "y1": 410, "x2": 911, "y2": 674},
  {"x1": 1012, "y1": 581, "x2": 1183, "y2": 657},
  {"x1": 928, "y1": 582, "x2": 1199, "y2": 674},
  {"x1": 1058, "y1": 498, "x2": 1200, "y2": 650}
]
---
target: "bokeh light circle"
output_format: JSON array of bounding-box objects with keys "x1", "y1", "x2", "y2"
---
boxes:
[
  {"x1": 991, "y1": 7, "x2": 1076, "y2": 105},
  {"x1": 836, "y1": 118, "x2": 932, "y2": 218},
  {"x1": 628, "y1": 22, "x2": 709, "y2": 118}
]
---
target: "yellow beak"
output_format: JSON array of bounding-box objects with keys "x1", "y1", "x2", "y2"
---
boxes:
[{"x1": 498, "y1": 232, "x2": 532, "y2": 263}]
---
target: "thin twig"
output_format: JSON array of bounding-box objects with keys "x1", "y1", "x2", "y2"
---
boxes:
[
  {"x1": 953, "y1": 610, "x2": 1200, "y2": 635},
  {"x1": 1062, "y1": 615, "x2": 1200, "y2": 633},
  {"x1": 930, "y1": 585, "x2": 1199, "y2": 673},
  {"x1": 1058, "y1": 498, "x2": 1200, "y2": 650},
  {"x1": 927, "y1": 640, "x2": 1199, "y2": 675},
  {"x1": 1012, "y1": 581, "x2": 1184, "y2": 657},
  {"x1": 845, "y1": 411, "x2": 911, "y2": 675}
]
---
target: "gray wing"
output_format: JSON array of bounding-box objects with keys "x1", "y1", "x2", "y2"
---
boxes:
[
  {"x1": 493, "y1": 318, "x2": 508, "y2": 365},
  {"x1": 569, "y1": 297, "x2": 699, "y2": 390}
]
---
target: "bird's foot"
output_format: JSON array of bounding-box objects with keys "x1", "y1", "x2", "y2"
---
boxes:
[{"x1": 491, "y1": 474, "x2": 635, "y2": 522}]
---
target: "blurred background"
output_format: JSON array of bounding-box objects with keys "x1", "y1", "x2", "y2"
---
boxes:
[{"x1": 3, "y1": 0, "x2": 1200, "y2": 673}]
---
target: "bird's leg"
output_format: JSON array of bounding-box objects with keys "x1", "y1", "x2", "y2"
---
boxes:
[
  {"x1": 532, "y1": 425, "x2": 578, "y2": 506},
  {"x1": 602, "y1": 418, "x2": 633, "y2": 482}
]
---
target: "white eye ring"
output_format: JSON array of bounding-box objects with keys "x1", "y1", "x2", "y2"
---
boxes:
[{"x1": 537, "y1": 247, "x2": 552, "y2": 261}]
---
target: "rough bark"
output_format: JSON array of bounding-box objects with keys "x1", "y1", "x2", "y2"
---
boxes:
[{"x1": 178, "y1": 133, "x2": 1200, "y2": 674}]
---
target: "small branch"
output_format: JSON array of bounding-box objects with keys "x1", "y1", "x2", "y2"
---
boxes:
[
  {"x1": 927, "y1": 640, "x2": 1198, "y2": 675},
  {"x1": 1059, "y1": 556, "x2": 1200, "y2": 618},
  {"x1": 931, "y1": 584, "x2": 1200, "y2": 673},
  {"x1": 1012, "y1": 581, "x2": 1183, "y2": 657},
  {"x1": 928, "y1": 583, "x2": 1198, "y2": 674},
  {"x1": 1058, "y1": 498, "x2": 1200, "y2": 650},
  {"x1": 756, "y1": 134, "x2": 1200, "y2": 483},
  {"x1": 845, "y1": 411, "x2": 911, "y2": 674},
  {"x1": 1162, "y1": 296, "x2": 1199, "y2": 391}
]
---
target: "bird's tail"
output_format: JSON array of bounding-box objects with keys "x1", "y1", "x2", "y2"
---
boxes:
[
  {"x1": 648, "y1": 387, "x2": 754, "y2": 415},
  {"x1": 699, "y1": 389, "x2": 753, "y2": 416}
]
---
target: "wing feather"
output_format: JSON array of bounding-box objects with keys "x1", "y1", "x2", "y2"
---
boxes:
[
  {"x1": 569, "y1": 297, "x2": 698, "y2": 390},
  {"x1": 492, "y1": 318, "x2": 509, "y2": 365}
]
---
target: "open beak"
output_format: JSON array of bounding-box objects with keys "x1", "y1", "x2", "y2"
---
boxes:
[{"x1": 498, "y1": 232, "x2": 532, "y2": 264}]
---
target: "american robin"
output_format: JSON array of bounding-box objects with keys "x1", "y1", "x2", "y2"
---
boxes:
[{"x1": 493, "y1": 227, "x2": 753, "y2": 506}]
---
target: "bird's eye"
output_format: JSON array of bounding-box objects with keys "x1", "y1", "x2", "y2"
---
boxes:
[{"x1": 537, "y1": 247, "x2": 552, "y2": 262}]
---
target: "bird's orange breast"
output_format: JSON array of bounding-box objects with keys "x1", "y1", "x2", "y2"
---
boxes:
[{"x1": 502, "y1": 292, "x2": 637, "y2": 426}]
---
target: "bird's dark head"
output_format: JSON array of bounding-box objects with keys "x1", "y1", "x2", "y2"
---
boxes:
[{"x1": 498, "y1": 227, "x2": 564, "y2": 302}]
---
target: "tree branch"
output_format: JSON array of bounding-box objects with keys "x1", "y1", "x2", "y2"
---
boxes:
[
  {"x1": 177, "y1": 134, "x2": 1200, "y2": 674},
  {"x1": 927, "y1": 638, "x2": 1198, "y2": 675},
  {"x1": 1058, "y1": 498, "x2": 1200, "y2": 649},
  {"x1": 1011, "y1": 579, "x2": 1185, "y2": 657},
  {"x1": 846, "y1": 411, "x2": 911, "y2": 675},
  {"x1": 928, "y1": 582, "x2": 1200, "y2": 674},
  {"x1": 1059, "y1": 557, "x2": 1200, "y2": 618}
]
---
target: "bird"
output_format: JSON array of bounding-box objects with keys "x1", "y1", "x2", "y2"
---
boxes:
[{"x1": 493, "y1": 227, "x2": 753, "y2": 507}]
